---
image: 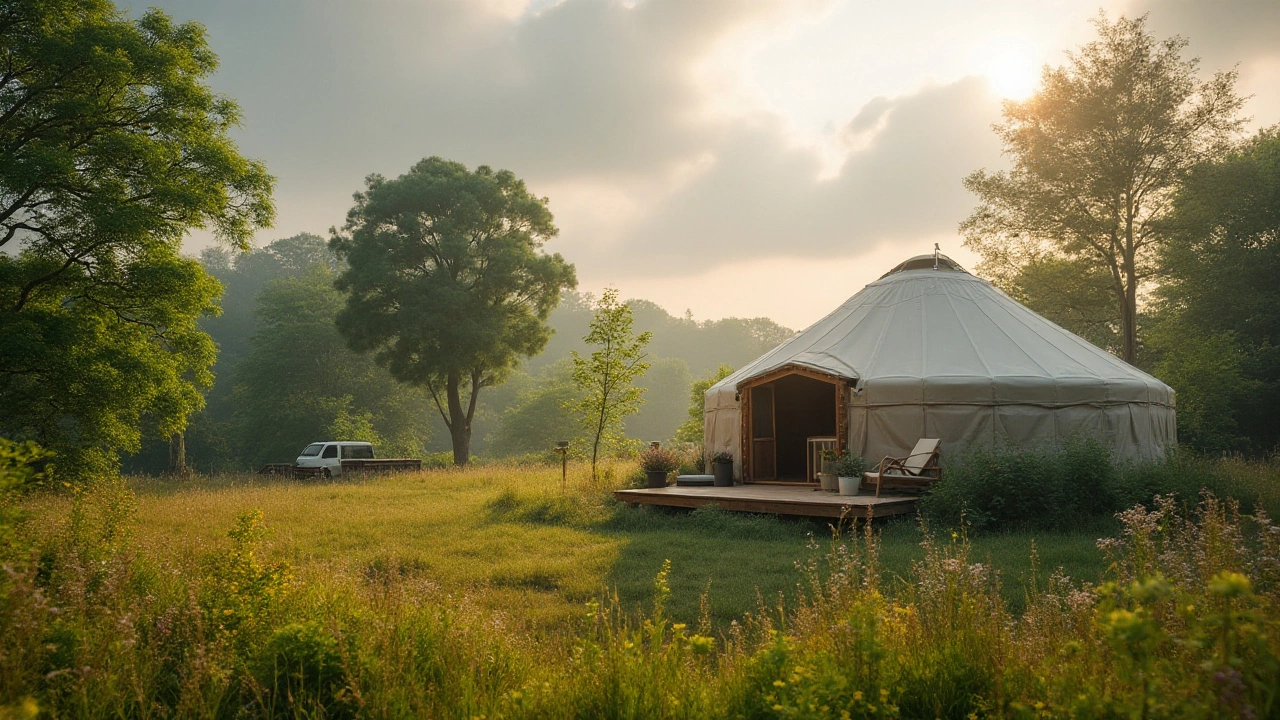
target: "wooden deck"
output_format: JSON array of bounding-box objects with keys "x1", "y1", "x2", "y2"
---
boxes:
[{"x1": 613, "y1": 483, "x2": 917, "y2": 519}]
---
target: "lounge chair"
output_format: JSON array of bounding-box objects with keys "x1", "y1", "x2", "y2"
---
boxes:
[{"x1": 863, "y1": 438, "x2": 941, "y2": 497}]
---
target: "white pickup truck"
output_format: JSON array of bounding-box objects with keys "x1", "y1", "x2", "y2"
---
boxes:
[{"x1": 256, "y1": 441, "x2": 422, "y2": 479}]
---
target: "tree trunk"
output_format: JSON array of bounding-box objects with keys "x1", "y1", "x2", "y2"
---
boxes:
[
  {"x1": 168, "y1": 432, "x2": 187, "y2": 476},
  {"x1": 1121, "y1": 248, "x2": 1139, "y2": 364},
  {"x1": 445, "y1": 370, "x2": 472, "y2": 467}
]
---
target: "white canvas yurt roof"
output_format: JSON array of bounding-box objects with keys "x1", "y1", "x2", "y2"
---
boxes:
[{"x1": 705, "y1": 254, "x2": 1176, "y2": 470}]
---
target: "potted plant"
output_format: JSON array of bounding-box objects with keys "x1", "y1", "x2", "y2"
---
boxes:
[
  {"x1": 710, "y1": 451, "x2": 734, "y2": 486},
  {"x1": 833, "y1": 452, "x2": 868, "y2": 496},
  {"x1": 818, "y1": 448, "x2": 839, "y2": 491},
  {"x1": 640, "y1": 445, "x2": 679, "y2": 488}
]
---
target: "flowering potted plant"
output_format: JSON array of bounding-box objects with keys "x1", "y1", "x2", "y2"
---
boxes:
[
  {"x1": 833, "y1": 452, "x2": 868, "y2": 496},
  {"x1": 710, "y1": 451, "x2": 734, "y2": 487},
  {"x1": 640, "y1": 445, "x2": 679, "y2": 488}
]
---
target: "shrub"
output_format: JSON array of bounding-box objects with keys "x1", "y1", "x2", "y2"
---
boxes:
[
  {"x1": 919, "y1": 438, "x2": 1117, "y2": 532},
  {"x1": 255, "y1": 622, "x2": 355, "y2": 718},
  {"x1": 639, "y1": 446, "x2": 679, "y2": 473}
]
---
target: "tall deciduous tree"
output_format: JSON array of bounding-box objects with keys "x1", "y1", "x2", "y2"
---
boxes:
[
  {"x1": 961, "y1": 14, "x2": 1243, "y2": 362},
  {"x1": 331, "y1": 158, "x2": 576, "y2": 466},
  {"x1": 0, "y1": 0, "x2": 274, "y2": 476},
  {"x1": 1150, "y1": 128, "x2": 1280, "y2": 452},
  {"x1": 570, "y1": 289, "x2": 651, "y2": 482}
]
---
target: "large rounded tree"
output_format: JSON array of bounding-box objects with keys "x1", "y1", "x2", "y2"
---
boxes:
[
  {"x1": 331, "y1": 158, "x2": 576, "y2": 466},
  {"x1": 0, "y1": 0, "x2": 275, "y2": 477}
]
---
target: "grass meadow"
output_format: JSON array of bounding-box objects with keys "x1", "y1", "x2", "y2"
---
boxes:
[{"x1": 3, "y1": 456, "x2": 1279, "y2": 718}]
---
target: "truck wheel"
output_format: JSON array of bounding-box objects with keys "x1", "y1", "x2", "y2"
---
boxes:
[{"x1": 321, "y1": 467, "x2": 332, "y2": 480}]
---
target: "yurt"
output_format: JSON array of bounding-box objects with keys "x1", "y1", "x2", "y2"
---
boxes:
[{"x1": 704, "y1": 254, "x2": 1176, "y2": 482}]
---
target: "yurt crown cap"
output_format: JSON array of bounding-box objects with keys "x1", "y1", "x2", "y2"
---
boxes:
[{"x1": 878, "y1": 253, "x2": 968, "y2": 279}]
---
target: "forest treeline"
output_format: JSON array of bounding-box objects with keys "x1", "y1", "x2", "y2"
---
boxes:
[{"x1": 121, "y1": 235, "x2": 792, "y2": 473}]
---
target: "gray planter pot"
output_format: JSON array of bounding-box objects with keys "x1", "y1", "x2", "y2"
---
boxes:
[
  {"x1": 712, "y1": 461, "x2": 734, "y2": 486},
  {"x1": 646, "y1": 470, "x2": 669, "y2": 488}
]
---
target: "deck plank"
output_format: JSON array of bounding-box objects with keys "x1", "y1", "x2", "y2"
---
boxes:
[{"x1": 612, "y1": 484, "x2": 916, "y2": 519}]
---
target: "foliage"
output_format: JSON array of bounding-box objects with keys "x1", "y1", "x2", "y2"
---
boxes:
[
  {"x1": 487, "y1": 359, "x2": 587, "y2": 457},
  {"x1": 6, "y1": 459, "x2": 1280, "y2": 717},
  {"x1": 571, "y1": 288, "x2": 653, "y2": 482},
  {"x1": 0, "y1": 0, "x2": 274, "y2": 480},
  {"x1": 833, "y1": 452, "x2": 867, "y2": 478},
  {"x1": 922, "y1": 439, "x2": 1280, "y2": 532},
  {"x1": 961, "y1": 13, "x2": 1244, "y2": 362},
  {"x1": 331, "y1": 157, "x2": 576, "y2": 466},
  {"x1": 639, "y1": 445, "x2": 680, "y2": 473},
  {"x1": 1151, "y1": 128, "x2": 1280, "y2": 453},
  {"x1": 230, "y1": 266, "x2": 434, "y2": 466},
  {"x1": 921, "y1": 439, "x2": 1123, "y2": 532},
  {"x1": 711, "y1": 451, "x2": 734, "y2": 465},
  {"x1": 0, "y1": 439, "x2": 47, "y2": 564},
  {"x1": 674, "y1": 364, "x2": 735, "y2": 444}
]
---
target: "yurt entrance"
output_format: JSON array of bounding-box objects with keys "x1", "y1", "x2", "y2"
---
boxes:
[{"x1": 742, "y1": 369, "x2": 845, "y2": 483}]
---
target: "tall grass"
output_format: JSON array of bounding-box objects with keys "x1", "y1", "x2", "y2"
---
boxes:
[{"x1": 3, "y1": 459, "x2": 1278, "y2": 718}]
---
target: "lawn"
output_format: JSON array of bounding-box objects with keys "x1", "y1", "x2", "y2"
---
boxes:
[{"x1": 70, "y1": 462, "x2": 1115, "y2": 631}]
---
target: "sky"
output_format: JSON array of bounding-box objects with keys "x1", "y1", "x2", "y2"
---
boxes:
[{"x1": 144, "y1": 0, "x2": 1280, "y2": 330}]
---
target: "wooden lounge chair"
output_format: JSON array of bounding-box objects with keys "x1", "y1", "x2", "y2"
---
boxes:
[{"x1": 863, "y1": 438, "x2": 941, "y2": 497}]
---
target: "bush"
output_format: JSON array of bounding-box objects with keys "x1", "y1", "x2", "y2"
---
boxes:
[
  {"x1": 920, "y1": 440, "x2": 1280, "y2": 533},
  {"x1": 255, "y1": 622, "x2": 355, "y2": 718},
  {"x1": 919, "y1": 438, "x2": 1117, "y2": 532},
  {"x1": 639, "y1": 446, "x2": 680, "y2": 473}
]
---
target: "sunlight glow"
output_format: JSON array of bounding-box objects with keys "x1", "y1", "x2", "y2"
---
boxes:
[{"x1": 984, "y1": 48, "x2": 1040, "y2": 100}]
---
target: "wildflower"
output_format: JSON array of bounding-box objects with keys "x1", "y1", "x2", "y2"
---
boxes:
[
  {"x1": 773, "y1": 679, "x2": 786, "y2": 688},
  {"x1": 1209, "y1": 571, "x2": 1251, "y2": 599},
  {"x1": 853, "y1": 691, "x2": 863, "y2": 701},
  {"x1": 689, "y1": 635, "x2": 715, "y2": 654}
]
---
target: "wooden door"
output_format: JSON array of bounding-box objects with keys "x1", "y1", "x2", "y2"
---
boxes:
[{"x1": 750, "y1": 385, "x2": 776, "y2": 480}]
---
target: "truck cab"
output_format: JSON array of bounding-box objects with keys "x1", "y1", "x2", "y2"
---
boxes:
[{"x1": 295, "y1": 441, "x2": 374, "y2": 478}]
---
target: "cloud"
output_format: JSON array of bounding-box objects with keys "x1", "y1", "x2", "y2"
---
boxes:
[
  {"x1": 602, "y1": 77, "x2": 1002, "y2": 275},
  {"x1": 1125, "y1": 0, "x2": 1280, "y2": 67},
  {"x1": 145, "y1": 0, "x2": 1276, "y2": 321}
]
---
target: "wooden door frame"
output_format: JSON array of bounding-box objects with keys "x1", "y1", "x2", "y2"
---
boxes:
[{"x1": 738, "y1": 366, "x2": 849, "y2": 484}]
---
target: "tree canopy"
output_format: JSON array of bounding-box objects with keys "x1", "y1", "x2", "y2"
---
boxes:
[
  {"x1": 0, "y1": 0, "x2": 274, "y2": 476},
  {"x1": 231, "y1": 266, "x2": 434, "y2": 467},
  {"x1": 570, "y1": 288, "x2": 651, "y2": 482},
  {"x1": 1149, "y1": 129, "x2": 1280, "y2": 452},
  {"x1": 331, "y1": 157, "x2": 576, "y2": 466},
  {"x1": 961, "y1": 13, "x2": 1243, "y2": 362}
]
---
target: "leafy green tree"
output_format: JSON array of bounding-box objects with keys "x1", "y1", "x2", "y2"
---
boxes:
[
  {"x1": 331, "y1": 158, "x2": 576, "y2": 466},
  {"x1": 961, "y1": 14, "x2": 1243, "y2": 362},
  {"x1": 487, "y1": 360, "x2": 586, "y2": 458},
  {"x1": 674, "y1": 365, "x2": 734, "y2": 444},
  {"x1": 0, "y1": 0, "x2": 274, "y2": 477},
  {"x1": 231, "y1": 267, "x2": 434, "y2": 467},
  {"x1": 570, "y1": 288, "x2": 651, "y2": 481},
  {"x1": 1151, "y1": 128, "x2": 1280, "y2": 452}
]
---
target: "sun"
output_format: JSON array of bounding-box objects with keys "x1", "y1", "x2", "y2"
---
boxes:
[{"x1": 985, "y1": 48, "x2": 1040, "y2": 100}]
